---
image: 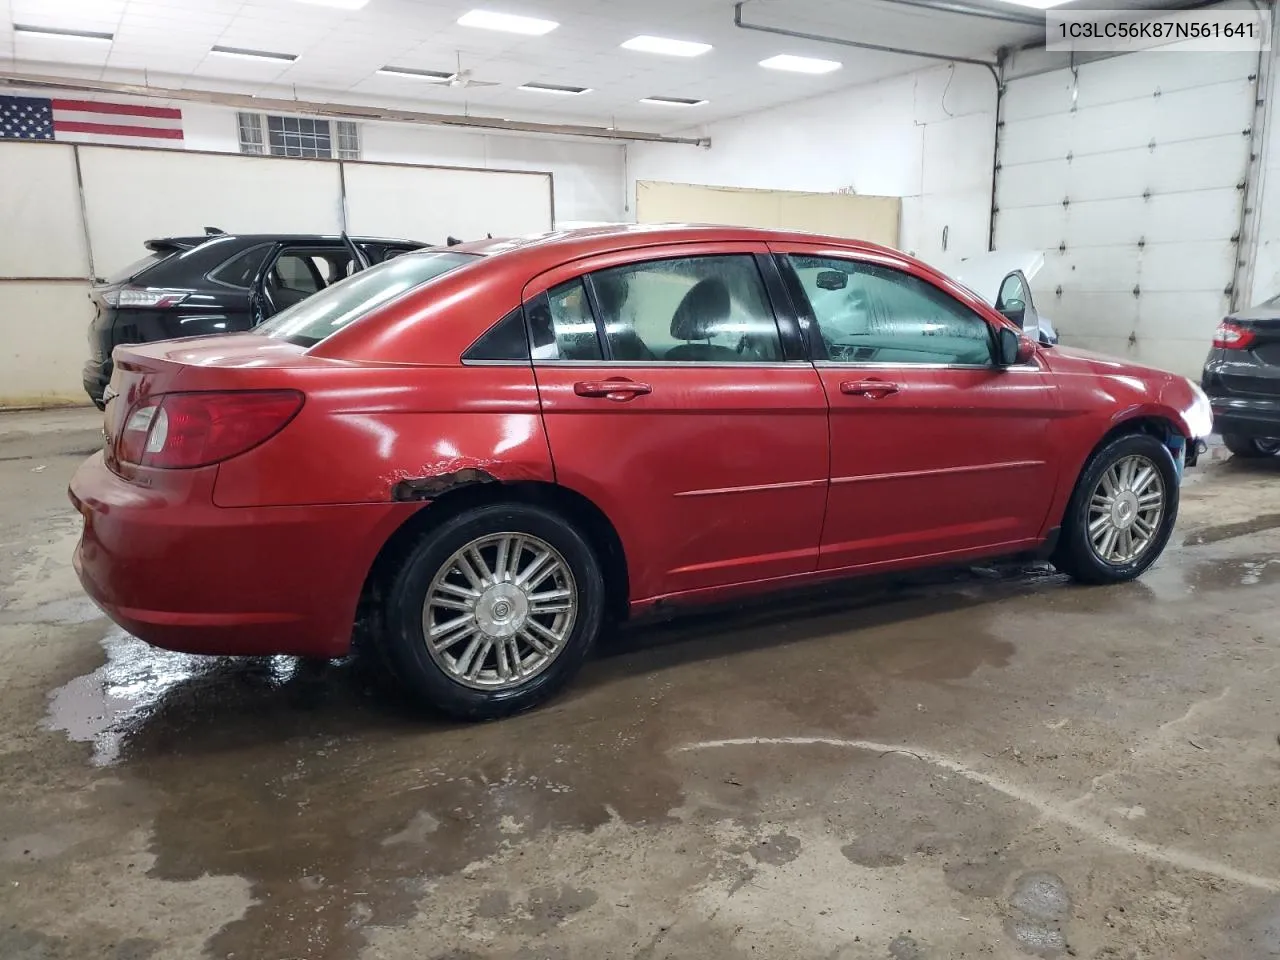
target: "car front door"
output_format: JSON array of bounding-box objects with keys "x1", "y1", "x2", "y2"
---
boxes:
[
  {"x1": 527, "y1": 243, "x2": 829, "y2": 604},
  {"x1": 773, "y1": 244, "x2": 1062, "y2": 572}
]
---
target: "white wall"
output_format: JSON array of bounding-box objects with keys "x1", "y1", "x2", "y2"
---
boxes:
[
  {"x1": 165, "y1": 101, "x2": 626, "y2": 225},
  {"x1": 627, "y1": 63, "x2": 998, "y2": 264}
]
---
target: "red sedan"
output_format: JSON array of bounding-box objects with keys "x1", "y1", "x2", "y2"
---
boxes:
[{"x1": 69, "y1": 225, "x2": 1213, "y2": 719}]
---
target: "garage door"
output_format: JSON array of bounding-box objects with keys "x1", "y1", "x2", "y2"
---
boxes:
[{"x1": 994, "y1": 52, "x2": 1257, "y2": 375}]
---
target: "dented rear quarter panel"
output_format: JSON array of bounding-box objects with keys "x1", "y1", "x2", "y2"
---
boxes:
[{"x1": 212, "y1": 363, "x2": 554, "y2": 507}]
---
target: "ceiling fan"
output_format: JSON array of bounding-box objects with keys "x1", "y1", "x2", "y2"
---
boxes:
[{"x1": 446, "y1": 52, "x2": 499, "y2": 89}]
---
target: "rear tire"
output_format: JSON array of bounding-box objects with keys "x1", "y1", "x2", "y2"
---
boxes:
[
  {"x1": 1222, "y1": 434, "x2": 1280, "y2": 458},
  {"x1": 379, "y1": 502, "x2": 605, "y2": 721},
  {"x1": 1052, "y1": 433, "x2": 1179, "y2": 585}
]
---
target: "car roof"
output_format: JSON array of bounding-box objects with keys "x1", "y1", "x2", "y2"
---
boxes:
[
  {"x1": 148, "y1": 233, "x2": 423, "y2": 251},
  {"x1": 441, "y1": 222, "x2": 901, "y2": 265},
  {"x1": 215, "y1": 234, "x2": 423, "y2": 244}
]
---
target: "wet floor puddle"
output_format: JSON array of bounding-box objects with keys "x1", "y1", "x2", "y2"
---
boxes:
[{"x1": 35, "y1": 551, "x2": 1272, "y2": 959}]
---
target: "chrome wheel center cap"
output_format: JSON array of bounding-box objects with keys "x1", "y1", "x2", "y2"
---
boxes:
[
  {"x1": 475, "y1": 582, "x2": 528, "y2": 639},
  {"x1": 1111, "y1": 491, "x2": 1138, "y2": 529}
]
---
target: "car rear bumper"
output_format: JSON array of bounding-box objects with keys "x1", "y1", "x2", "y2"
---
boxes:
[
  {"x1": 1209, "y1": 395, "x2": 1280, "y2": 439},
  {"x1": 82, "y1": 359, "x2": 111, "y2": 409},
  {"x1": 68, "y1": 452, "x2": 419, "y2": 658}
]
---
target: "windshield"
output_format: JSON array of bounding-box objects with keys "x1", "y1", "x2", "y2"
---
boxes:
[
  {"x1": 104, "y1": 251, "x2": 172, "y2": 285},
  {"x1": 257, "y1": 251, "x2": 477, "y2": 347}
]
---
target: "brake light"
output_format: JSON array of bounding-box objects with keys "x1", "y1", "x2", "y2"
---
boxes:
[
  {"x1": 117, "y1": 391, "x2": 303, "y2": 469},
  {"x1": 103, "y1": 287, "x2": 189, "y2": 309},
  {"x1": 1213, "y1": 320, "x2": 1257, "y2": 349}
]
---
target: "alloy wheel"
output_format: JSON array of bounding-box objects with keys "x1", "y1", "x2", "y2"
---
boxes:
[
  {"x1": 422, "y1": 532, "x2": 577, "y2": 690},
  {"x1": 1087, "y1": 454, "x2": 1166, "y2": 565}
]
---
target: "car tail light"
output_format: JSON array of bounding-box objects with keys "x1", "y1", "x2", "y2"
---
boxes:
[
  {"x1": 103, "y1": 287, "x2": 189, "y2": 309},
  {"x1": 1212, "y1": 320, "x2": 1257, "y2": 349},
  {"x1": 117, "y1": 391, "x2": 303, "y2": 469}
]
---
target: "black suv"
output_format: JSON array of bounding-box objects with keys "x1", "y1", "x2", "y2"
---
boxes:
[
  {"x1": 1202, "y1": 301, "x2": 1280, "y2": 458},
  {"x1": 83, "y1": 231, "x2": 424, "y2": 407}
]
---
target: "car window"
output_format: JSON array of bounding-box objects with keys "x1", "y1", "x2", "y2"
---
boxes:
[
  {"x1": 588, "y1": 255, "x2": 782, "y2": 363},
  {"x1": 464, "y1": 308, "x2": 530, "y2": 362},
  {"x1": 788, "y1": 255, "x2": 994, "y2": 366},
  {"x1": 208, "y1": 244, "x2": 272, "y2": 289},
  {"x1": 257, "y1": 251, "x2": 477, "y2": 347},
  {"x1": 105, "y1": 251, "x2": 172, "y2": 285},
  {"x1": 998, "y1": 273, "x2": 1026, "y2": 310},
  {"x1": 274, "y1": 253, "x2": 322, "y2": 294},
  {"x1": 526, "y1": 280, "x2": 604, "y2": 361}
]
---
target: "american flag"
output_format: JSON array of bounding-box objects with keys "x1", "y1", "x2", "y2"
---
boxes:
[{"x1": 0, "y1": 95, "x2": 184, "y2": 148}]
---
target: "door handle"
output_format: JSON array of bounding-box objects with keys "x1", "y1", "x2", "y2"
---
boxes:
[
  {"x1": 841, "y1": 379, "x2": 900, "y2": 398},
  {"x1": 573, "y1": 379, "x2": 652, "y2": 401}
]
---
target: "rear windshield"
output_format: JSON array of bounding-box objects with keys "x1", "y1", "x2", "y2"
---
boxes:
[
  {"x1": 104, "y1": 251, "x2": 172, "y2": 285},
  {"x1": 257, "y1": 251, "x2": 477, "y2": 347}
]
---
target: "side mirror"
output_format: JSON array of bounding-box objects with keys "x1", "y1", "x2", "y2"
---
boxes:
[
  {"x1": 997, "y1": 327, "x2": 1036, "y2": 367},
  {"x1": 999, "y1": 299, "x2": 1026, "y2": 328},
  {"x1": 816, "y1": 270, "x2": 849, "y2": 290}
]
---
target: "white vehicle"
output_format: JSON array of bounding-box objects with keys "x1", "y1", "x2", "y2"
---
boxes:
[{"x1": 935, "y1": 249, "x2": 1059, "y2": 346}]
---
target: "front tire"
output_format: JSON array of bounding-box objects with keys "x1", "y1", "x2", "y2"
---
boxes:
[
  {"x1": 1052, "y1": 433, "x2": 1179, "y2": 584},
  {"x1": 1223, "y1": 434, "x2": 1280, "y2": 458},
  {"x1": 380, "y1": 502, "x2": 605, "y2": 720}
]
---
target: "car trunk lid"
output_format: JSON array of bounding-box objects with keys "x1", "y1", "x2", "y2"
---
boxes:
[{"x1": 103, "y1": 335, "x2": 315, "y2": 476}]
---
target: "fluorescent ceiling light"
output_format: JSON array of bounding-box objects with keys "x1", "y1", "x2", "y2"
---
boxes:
[
  {"x1": 210, "y1": 45, "x2": 298, "y2": 62},
  {"x1": 640, "y1": 96, "x2": 706, "y2": 106},
  {"x1": 457, "y1": 10, "x2": 558, "y2": 34},
  {"x1": 621, "y1": 35, "x2": 712, "y2": 57},
  {"x1": 290, "y1": 0, "x2": 371, "y2": 7},
  {"x1": 378, "y1": 66, "x2": 453, "y2": 81},
  {"x1": 519, "y1": 82, "x2": 589, "y2": 95},
  {"x1": 759, "y1": 54, "x2": 842, "y2": 74},
  {"x1": 13, "y1": 23, "x2": 113, "y2": 43}
]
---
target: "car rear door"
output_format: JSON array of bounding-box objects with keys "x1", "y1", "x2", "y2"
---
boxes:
[
  {"x1": 526, "y1": 242, "x2": 829, "y2": 604},
  {"x1": 772, "y1": 243, "x2": 1062, "y2": 572},
  {"x1": 251, "y1": 241, "x2": 354, "y2": 321}
]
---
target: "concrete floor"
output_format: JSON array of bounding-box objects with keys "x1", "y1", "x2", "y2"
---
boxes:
[{"x1": 1, "y1": 409, "x2": 1278, "y2": 960}]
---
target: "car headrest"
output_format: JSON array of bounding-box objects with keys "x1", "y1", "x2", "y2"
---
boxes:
[{"x1": 670, "y1": 278, "x2": 731, "y2": 341}]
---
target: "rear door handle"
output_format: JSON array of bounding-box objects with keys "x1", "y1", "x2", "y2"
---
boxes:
[
  {"x1": 841, "y1": 379, "x2": 900, "y2": 398},
  {"x1": 573, "y1": 379, "x2": 652, "y2": 401}
]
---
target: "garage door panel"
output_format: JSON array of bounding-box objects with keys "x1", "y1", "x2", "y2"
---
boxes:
[
  {"x1": 1040, "y1": 242, "x2": 1235, "y2": 294},
  {"x1": 1001, "y1": 83, "x2": 1252, "y2": 166},
  {"x1": 1135, "y1": 293, "x2": 1228, "y2": 341},
  {"x1": 999, "y1": 190, "x2": 1241, "y2": 250},
  {"x1": 998, "y1": 138, "x2": 1247, "y2": 208},
  {"x1": 1000, "y1": 114, "x2": 1075, "y2": 165},
  {"x1": 1062, "y1": 334, "x2": 1134, "y2": 358},
  {"x1": 1045, "y1": 289, "x2": 1225, "y2": 347},
  {"x1": 1075, "y1": 82, "x2": 1253, "y2": 149},
  {"x1": 1001, "y1": 71, "x2": 1077, "y2": 123},
  {"x1": 1048, "y1": 291, "x2": 1139, "y2": 336},
  {"x1": 1123, "y1": 336, "x2": 1212, "y2": 376},
  {"x1": 1075, "y1": 52, "x2": 1256, "y2": 109}
]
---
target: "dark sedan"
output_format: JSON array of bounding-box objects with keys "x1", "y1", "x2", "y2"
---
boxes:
[
  {"x1": 1202, "y1": 302, "x2": 1280, "y2": 458},
  {"x1": 83, "y1": 231, "x2": 423, "y2": 407}
]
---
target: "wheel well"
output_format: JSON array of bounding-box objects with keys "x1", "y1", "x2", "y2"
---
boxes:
[
  {"x1": 1096, "y1": 415, "x2": 1183, "y2": 453},
  {"x1": 360, "y1": 480, "x2": 631, "y2": 624},
  {"x1": 1074, "y1": 415, "x2": 1184, "y2": 481}
]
